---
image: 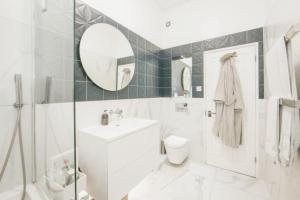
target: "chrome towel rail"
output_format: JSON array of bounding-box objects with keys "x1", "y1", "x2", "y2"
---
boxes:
[
  {"x1": 285, "y1": 23, "x2": 300, "y2": 42},
  {"x1": 279, "y1": 98, "x2": 300, "y2": 108}
]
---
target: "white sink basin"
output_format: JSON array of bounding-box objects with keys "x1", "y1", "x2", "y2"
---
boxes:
[{"x1": 79, "y1": 118, "x2": 158, "y2": 142}]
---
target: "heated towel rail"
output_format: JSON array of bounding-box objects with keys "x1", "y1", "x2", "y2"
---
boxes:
[
  {"x1": 279, "y1": 23, "x2": 300, "y2": 108},
  {"x1": 285, "y1": 23, "x2": 300, "y2": 42},
  {"x1": 279, "y1": 98, "x2": 300, "y2": 108}
]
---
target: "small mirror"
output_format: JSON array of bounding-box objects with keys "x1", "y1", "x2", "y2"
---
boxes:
[
  {"x1": 172, "y1": 57, "x2": 192, "y2": 97},
  {"x1": 80, "y1": 23, "x2": 135, "y2": 91},
  {"x1": 182, "y1": 67, "x2": 192, "y2": 91}
]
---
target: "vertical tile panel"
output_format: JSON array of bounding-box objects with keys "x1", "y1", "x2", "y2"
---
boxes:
[
  {"x1": 75, "y1": 81, "x2": 86, "y2": 101},
  {"x1": 129, "y1": 86, "x2": 138, "y2": 98},
  {"x1": 103, "y1": 90, "x2": 117, "y2": 100},
  {"x1": 87, "y1": 82, "x2": 103, "y2": 101},
  {"x1": 117, "y1": 87, "x2": 129, "y2": 99},
  {"x1": 74, "y1": 60, "x2": 86, "y2": 81}
]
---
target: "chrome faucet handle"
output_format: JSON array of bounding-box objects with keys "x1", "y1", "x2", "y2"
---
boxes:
[
  {"x1": 115, "y1": 108, "x2": 123, "y2": 119},
  {"x1": 108, "y1": 109, "x2": 123, "y2": 118},
  {"x1": 114, "y1": 108, "x2": 123, "y2": 119},
  {"x1": 108, "y1": 109, "x2": 114, "y2": 115},
  {"x1": 115, "y1": 108, "x2": 123, "y2": 114}
]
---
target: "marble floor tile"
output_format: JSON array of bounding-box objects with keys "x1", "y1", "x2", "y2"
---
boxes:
[
  {"x1": 189, "y1": 162, "x2": 217, "y2": 179},
  {"x1": 129, "y1": 162, "x2": 271, "y2": 200},
  {"x1": 211, "y1": 182, "x2": 267, "y2": 200}
]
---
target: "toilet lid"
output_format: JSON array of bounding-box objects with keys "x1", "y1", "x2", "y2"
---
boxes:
[{"x1": 164, "y1": 136, "x2": 188, "y2": 149}]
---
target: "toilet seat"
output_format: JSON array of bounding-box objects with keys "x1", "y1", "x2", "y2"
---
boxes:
[{"x1": 164, "y1": 136, "x2": 188, "y2": 149}]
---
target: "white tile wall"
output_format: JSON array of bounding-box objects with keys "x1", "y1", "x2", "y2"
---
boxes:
[
  {"x1": 76, "y1": 98, "x2": 268, "y2": 166},
  {"x1": 76, "y1": 98, "x2": 206, "y2": 163},
  {"x1": 0, "y1": 0, "x2": 33, "y2": 25},
  {"x1": 0, "y1": 0, "x2": 34, "y2": 193},
  {"x1": 0, "y1": 17, "x2": 33, "y2": 106}
]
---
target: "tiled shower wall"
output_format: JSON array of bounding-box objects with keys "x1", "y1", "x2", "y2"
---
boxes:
[
  {"x1": 160, "y1": 28, "x2": 264, "y2": 98},
  {"x1": 0, "y1": 0, "x2": 33, "y2": 192},
  {"x1": 0, "y1": 0, "x2": 75, "y2": 196},
  {"x1": 74, "y1": 0, "x2": 264, "y2": 101},
  {"x1": 75, "y1": 0, "x2": 164, "y2": 101}
]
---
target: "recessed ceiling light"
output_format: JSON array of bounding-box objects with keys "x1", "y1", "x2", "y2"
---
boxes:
[{"x1": 166, "y1": 21, "x2": 171, "y2": 28}]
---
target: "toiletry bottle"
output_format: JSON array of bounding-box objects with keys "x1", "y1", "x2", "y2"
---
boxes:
[
  {"x1": 63, "y1": 159, "x2": 71, "y2": 186},
  {"x1": 54, "y1": 163, "x2": 66, "y2": 187},
  {"x1": 101, "y1": 110, "x2": 109, "y2": 126}
]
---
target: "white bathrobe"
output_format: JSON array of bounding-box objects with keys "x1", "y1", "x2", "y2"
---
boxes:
[{"x1": 213, "y1": 58, "x2": 244, "y2": 148}]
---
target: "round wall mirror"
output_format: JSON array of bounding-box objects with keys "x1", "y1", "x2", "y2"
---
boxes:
[
  {"x1": 80, "y1": 23, "x2": 135, "y2": 91},
  {"x1": 182, "y1": 67, "x2": 191, "y2": 91}
]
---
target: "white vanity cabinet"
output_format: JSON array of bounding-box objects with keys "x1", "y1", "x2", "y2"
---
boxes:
[{"x1": 79, "y1": 118, "x2": 160, "y2": 200}]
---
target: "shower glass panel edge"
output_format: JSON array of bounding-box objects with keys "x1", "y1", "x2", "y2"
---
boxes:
[{"x1": 33, "y1": 0, "x2": 76, "y2": 199}]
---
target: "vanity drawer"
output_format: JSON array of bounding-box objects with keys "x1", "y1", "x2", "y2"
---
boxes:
[
  {"x1": 107, "y1": 124, "x2": 159, "y2": 174},
  {"x1": 108, "y1": 147, "x2": 159, "y2": 200}
]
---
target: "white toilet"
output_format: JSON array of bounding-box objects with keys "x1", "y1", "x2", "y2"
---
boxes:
[{"x1": 164, "y1": 135, "x2": 189, "y2": 165}]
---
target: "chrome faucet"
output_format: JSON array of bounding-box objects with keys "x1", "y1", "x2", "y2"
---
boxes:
[
  {"x1": 109, "y1": 108, "x2": 123, "y2": 120},
  {"x1": 109, "y1": 108, "x2": 123, "y2": 118}
]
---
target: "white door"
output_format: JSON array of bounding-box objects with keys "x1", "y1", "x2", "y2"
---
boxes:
[{"x1": 204, "y1": 43, "x2": 258, "y2": 177}]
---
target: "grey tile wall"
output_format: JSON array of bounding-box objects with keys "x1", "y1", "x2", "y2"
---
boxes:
[
  {"x1": 75, "y1": 0, "x2": 161, "y2": 101},
  {"x1": 74, "y1": 0, "x2": 264, "y2": 101},
  {"x1": 159, "y1": 28, "x2": 264, "y2": 99}
]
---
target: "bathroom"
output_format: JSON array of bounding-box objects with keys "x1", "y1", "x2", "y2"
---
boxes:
[{"x1": 0, "y1": 0, "x2": 300, "y2": 199}]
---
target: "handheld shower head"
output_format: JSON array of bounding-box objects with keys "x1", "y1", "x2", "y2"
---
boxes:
[
  {"x1": 1, "y1": 74, "x2": 27, "y2": 200},
  {"x1": 42, "y1": 76, "x2": 52, "y2": 104},
  {"x1": 14, "y1": 74, "x2": 23, "y2": 109}
]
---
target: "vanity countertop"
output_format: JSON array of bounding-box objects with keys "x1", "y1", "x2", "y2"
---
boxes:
[{"x1": 79, "y1": 118, "x2": 158, "y2": 142}]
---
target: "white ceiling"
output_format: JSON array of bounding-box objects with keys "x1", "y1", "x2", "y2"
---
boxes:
[{"x1": 154, "y1": 0, "x2": 191, "y2": 10}]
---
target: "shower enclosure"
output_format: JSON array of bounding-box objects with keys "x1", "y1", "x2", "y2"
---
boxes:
[{"x1": 0, "y1": 0, "x2": 76, "y2": 199}]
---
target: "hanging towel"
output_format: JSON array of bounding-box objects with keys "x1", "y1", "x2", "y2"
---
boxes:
[
  {"x1": 95, "y1": 55, "x2": 117, "y2": 90},
  {"x1": 279, "y1": 106, "x2": 294, "y2": 166},
  {"x1": 120, "y1": 68, "x2": 131, "y2": 88},
  {"x1": 266, "y1": 38, "x2": 291, "y2": 97},
  {"x1": 285, "y1": 40, "x2": 300, "y2": 165},
  {"x1": 265, "y1": 96, "x2": 280, "y2": 163},
  {"x1": 213, "y1": 57, "x2": 244, "y2": 148},
  {"x1": 265, "y1": 37, "x2": 294, "y2": 165}
]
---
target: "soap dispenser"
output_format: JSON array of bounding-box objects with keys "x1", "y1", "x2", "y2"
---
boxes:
[{"x1": 101, "y1": 110, "x2": 109, "y2": 126}]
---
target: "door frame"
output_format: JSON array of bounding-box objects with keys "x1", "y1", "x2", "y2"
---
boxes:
[{"x1": 203, "y1": 42, "x2": 259, "y2": 177}]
